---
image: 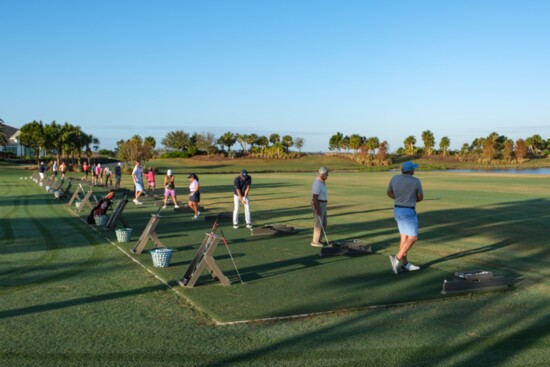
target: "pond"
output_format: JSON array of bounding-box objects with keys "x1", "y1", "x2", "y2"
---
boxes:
[{"x1": 447, "y1": 168, "x2": 550, "y2": 175}]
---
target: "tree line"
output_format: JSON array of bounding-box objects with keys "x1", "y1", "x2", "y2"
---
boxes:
[
  {"x1": 160, "y1": 130, "x2": 304, "y2": 159},
  {"x1": 115, "y1": 131, "x2": 306, "y2": 163},
  {"x1": 329, "y1": 130, "x2": 550, "y2": 164},
  {"x1": 18, "y1": 120, "x2": 101, "y2": 165},
  {"x1": 14, "y1": 120, "x2": 306, "y2": 164}
]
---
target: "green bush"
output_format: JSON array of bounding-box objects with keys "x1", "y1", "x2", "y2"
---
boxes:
[{"x1": 160, "y1": 151, "x2": 192, "y2": 159}]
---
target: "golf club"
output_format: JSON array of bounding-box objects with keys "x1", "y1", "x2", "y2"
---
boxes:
[
  {"x1": 219, "y1": 228, "x2": 245, "y2": 284},
  {"x1": 316, "y1": 215, "x2": 331, "y2": 246}
]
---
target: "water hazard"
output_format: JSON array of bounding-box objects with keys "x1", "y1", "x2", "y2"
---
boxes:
[{"x1": 448, "y1": 168, "x2": 550, "y2": 175}]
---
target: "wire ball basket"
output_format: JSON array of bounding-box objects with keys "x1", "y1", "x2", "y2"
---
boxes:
[
  {"x1": 150, "y1": 248, "x2": 174, "y2": 268},
  {"x1": 115, "y1": 228, "x2": 133, "y2": 243},
  {"x1": 94, "y1": 215, "x2": 107, "y2": 226}
]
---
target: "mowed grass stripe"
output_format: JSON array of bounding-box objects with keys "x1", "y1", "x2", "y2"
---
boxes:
[
  {"x1": 0, "y1": 178, "x2": 39, "y2": 242},
  {"x1": 0, "y1": 184, "x2": 107, "y2": 292}
]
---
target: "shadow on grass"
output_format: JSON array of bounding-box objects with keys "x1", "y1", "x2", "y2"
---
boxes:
[{"x1": 0, "y1": 284, "x2": 167, "y2": 319}]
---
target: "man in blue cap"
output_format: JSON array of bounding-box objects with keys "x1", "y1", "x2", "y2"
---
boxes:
[
  {"x1": 233, "y1": 169, "x2": 252, "y2": 229},
  {"x1": 387, "y1": 161, "x2": 424, "y2": 274}
]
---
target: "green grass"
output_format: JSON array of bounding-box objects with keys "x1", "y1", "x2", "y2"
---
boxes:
[{"x1": 2, "y1": 165, "x2": 550, "y2": 366}]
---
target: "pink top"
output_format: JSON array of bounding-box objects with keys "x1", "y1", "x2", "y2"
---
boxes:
[{"x1": 145, "y1": 171, "x2": 155, "y2": 183}]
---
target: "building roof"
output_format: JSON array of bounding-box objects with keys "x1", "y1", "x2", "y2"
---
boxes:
[{"x1": 0, "y1": 119, "x2": 21, "y2": 143}]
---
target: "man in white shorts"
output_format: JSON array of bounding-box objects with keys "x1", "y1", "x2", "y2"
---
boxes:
[
  {"x1": 132, "y1": 160, "x2": 144, "y2": 205},
  {"x1": 387, "y1": 161, "x2": 424, "y2": 274}
]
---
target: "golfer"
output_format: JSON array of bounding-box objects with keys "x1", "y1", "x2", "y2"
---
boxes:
[
  {"x1": 233, "y1": 169, "x2": 252, "y2": 229},
  {"x1": 114, "y1": 162, "x2": 122, "y2": 189},
  {"x1": 311, "y1": 166, "x2": 329, "y2": 247},
  {"x1": 387, "y1": 161, "x2": 423, "y2": 274},
  {"x1": 39, "y1": 161, "x2": 47, "y2": 181},
  {"x1": 162, "y1": 169, "x2": 179, "y2": 209},
  {"x1": 187, "y1": 173, "x2": 200, "y2": 219},
  {"x1": 132, "y1": 160, "x2": 144, "y2": 205}
]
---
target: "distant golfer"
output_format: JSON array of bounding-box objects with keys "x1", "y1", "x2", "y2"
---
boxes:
[
  {"x1": 311, "y1": 166, "x2": 329, "y2": 247},
  {"x1": 187, "y1": 173, "x2": 200, "y2": 219},
  {"x1": 132, "y1": 160, "x2": 144, "y2": 205},
  {"x1": 233, "y1": 169, "x2": 252, "y2": 229},
  {"x1": 163, "y1": 169, "x2": 179, "y2": 209},
  {"x1": 39, "y1": 161, "x2": 47, "y2": 181},
  {"x1": 114, "y1": 162, "x2": 122, "y2": 189},
  {"x1": 387, "y1": 161, "x2": 424, "y2": 274}
]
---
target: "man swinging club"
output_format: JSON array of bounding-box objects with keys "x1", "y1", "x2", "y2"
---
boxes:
[{"x1": 387, "y1": 161, "x2": 423, "y2": 274}]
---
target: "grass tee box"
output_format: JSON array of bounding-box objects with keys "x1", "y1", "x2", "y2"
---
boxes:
[
  {"x1": 115, "y1": 170, "x2": 530, "y2": 324},
  {"x1": 147, "y1": 226, "x2": 456, "y2": 323}
]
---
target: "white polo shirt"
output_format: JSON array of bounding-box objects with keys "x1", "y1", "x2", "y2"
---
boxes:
[{"x1": 312, "y1": 178, "x2": 327, "y2": 201}]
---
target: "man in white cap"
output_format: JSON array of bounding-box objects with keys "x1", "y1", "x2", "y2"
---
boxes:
[
  {"x1": 311, "y1": 166, "x2": 329, "y2": 247},
  {"x1": 233, "y1": 169, "x2": 252, "y2": 228},
  {"x1": 387, "y1": 161, "x2": 424, "y2": 274}
]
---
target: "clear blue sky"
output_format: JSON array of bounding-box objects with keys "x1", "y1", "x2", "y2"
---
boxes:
[{"x1": 1, "y1": 0, "x2": 549, "y2": 152}]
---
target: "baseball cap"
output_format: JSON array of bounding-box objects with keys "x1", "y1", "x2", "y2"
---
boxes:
[
  {"x1": 401, "y1": 161, "x2": 419, "y2": 171},
  {"x1": 241, "y1": 169, "x2": 248, "y2": 176},
  {"x1": 167, "y1": 169, "x2": 172, "y2": 176},
  {"x1": 187, "y1": 173, "x2": 194, "y2": 178}
]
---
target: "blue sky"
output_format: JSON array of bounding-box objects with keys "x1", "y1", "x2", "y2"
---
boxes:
[{"x1": 1, "y1": 0, "x2": 549, "y2": 152}]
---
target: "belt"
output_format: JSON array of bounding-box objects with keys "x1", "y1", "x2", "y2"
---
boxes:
[
  {"x1": 395, "y1": 205, "x2": 415, "y2": 209},
  {"x1": 317, "y1": 200, "x2": 327, "y2": 203}
]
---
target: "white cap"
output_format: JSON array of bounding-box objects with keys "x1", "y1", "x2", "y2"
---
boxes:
[{"x1": 167, "y1": 169, "x2": 172, "y2": 176}]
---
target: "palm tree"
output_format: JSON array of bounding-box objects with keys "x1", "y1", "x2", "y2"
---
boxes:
[
  {"x1": 257, "y1": 136, "x2": 269, "y2": 152},
  {"x1": 421, "y1": 130, "x2": 435, "y2": 155},
  {"x1": 365, "y1": 137, "x2": 379, "y2": 158},
  {"x1": 247, "y1": 133, "x2": 259, "y2": 152},
  {"x1": 348, "y1": 134, "x2": 362, "y2": 156},
  {"x1": 217, "y1": 131, "x2": 237, "y2": 152},
  {"x1": 439, "y1": 136, "x2": 451, "y2": 156},
  {"x1": 269, "y1": 133, "x2": 280, "y2": 147},
  {"x1": 294, "y1": 137, "x2": 304, "y2": 153},
  {"x1": 236, "y1": 134, "x2": 249, "y2": 155},
  {"x1": 281, "y1": 135, "x2": 293, "y2": 153},
  {"x1": 329, "y1": 132, "x2": 344, "y2": 152},
  {"x1": 144, "y1": 136, "x2": 156, "y2": 149},
  {"x1": 503, "y1": 139, "x2": 514, "y2": 161},
  {"x1": 403, "y1": 136, "x2": 416, "y2": 155},
  {"x1": 377, "y1": 140, "x2": 389, "y2": 160}
]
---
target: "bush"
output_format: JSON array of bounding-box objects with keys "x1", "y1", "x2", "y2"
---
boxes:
[{"x1": 160, "y1": 151, "x2": 193, "y2": 159}]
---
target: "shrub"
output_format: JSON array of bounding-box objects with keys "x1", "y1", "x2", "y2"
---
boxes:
[{"x1": 160, "y1": 151, "x2": 193, "y2": 159}]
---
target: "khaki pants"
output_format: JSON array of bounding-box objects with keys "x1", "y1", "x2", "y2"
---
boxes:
[{"x1": 312, "y1": 201, "x2": 327, "y2": 243}]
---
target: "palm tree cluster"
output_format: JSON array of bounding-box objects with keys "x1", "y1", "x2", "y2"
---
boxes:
[
  {"x1": 19, "y1": 120, "x2": 99, "y2": 165},
  {"x1": 329, "y1": 132, "x2": 389, "y2": 158},
  {"x1": 161, "y1": 130, "x2": 304, "y2": 158},
  {"x1": 330, "y1": 130, "x2": 550, "y2": 162}
]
